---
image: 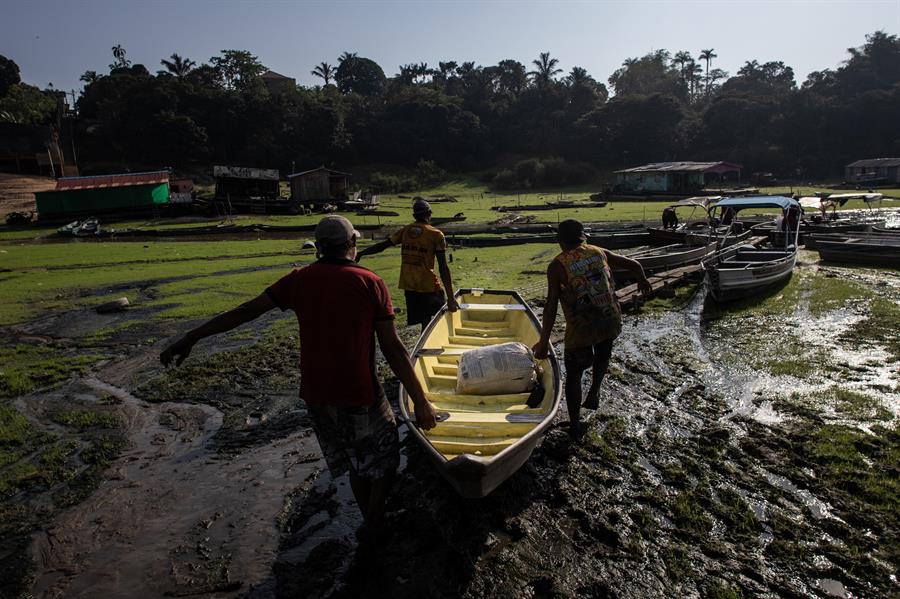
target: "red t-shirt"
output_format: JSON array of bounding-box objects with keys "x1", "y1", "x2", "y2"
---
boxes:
[{"x1": 265, "y1": 258, "x2": 395, "y2": 407}]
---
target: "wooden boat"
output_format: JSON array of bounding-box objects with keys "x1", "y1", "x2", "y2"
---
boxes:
[
  {"x1": 703, "y1": 196, "x2": 802, "y2": 302},
  {"x1": 626, "y1": 240, "x2": 718, "y2": 273},
  {"x1": 73, "y1": 218, "x2": 100, "y2": 237},
  {"x1": 400, "y1": 289, "x2": 561, "y2": 498},
  {"x1": 811, "y1": 234, "x2": 900, "y2": 268},
  {"x1": 448, "y1": 229, "x2": 650, "y2": 249}
]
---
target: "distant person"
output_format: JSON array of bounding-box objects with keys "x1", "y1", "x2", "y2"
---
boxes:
[
  {"x1": 159, "y1": 215, "x2": 437, "y2": 549},
  {"x1": 661, "y1": 206, "x2": 679, "y2": 230},
  {"x1": 356, "y1": 197, "x2": 459, "y2": 328},
  {"x1": 532, "y1": 220, "x2": 651, "y2": 436}
]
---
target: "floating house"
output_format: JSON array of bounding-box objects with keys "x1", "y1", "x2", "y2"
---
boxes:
[
  {"x1": 615, "y1": 161, "x2": 743, "y2": 194},
  {"x1": 288, "y1": 166, "x2": 352, "y2": 204},
  {"x1": 213, "y1": 166, "x2": 280, "y2": 202},
  {"x1": 34, "y1": 171, "x2": 169, "y2": 219},
  {"x1": 844, "y1": 158, "x2": 900, "y2": 186}
]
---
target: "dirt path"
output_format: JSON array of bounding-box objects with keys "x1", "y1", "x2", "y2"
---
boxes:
[
  {"x1": 0, "y1": 173, "x2": 54, "y2": 217},
  {"x1": 27, "y1": 376, "x2": 320, "y2": 598}
]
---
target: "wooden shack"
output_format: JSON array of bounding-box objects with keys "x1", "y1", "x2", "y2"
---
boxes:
[
  {"x1": 288, "y1": 167, "x2": 352, "y2": 204},
  {"x1": 844, "y1": 158, "x2": 900, "y2": 186},
  {"x1": 213, "y1": 165, "x2": 280, "y2": 201},
  {"x1": 615, "y1": 161, "x2": 742, "y2": 194}
]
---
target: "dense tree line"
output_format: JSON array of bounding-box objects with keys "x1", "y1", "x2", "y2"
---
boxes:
[{"x1": 1, "y1": 31, "x2": 898, "y2": 183}]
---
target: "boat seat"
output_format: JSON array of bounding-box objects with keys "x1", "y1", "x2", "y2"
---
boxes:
[{"x1": 427, "y1": 436, "x2": 517, "y2": 456}]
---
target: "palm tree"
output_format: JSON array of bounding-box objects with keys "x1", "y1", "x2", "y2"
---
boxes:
[
  {"x1": 673, "y1": 51, "x2": 692, "y2": 88},
  {"x1": 312, "y1": 62, "x2": 334, "y2": 85},
  {"x1": 338, "y1": 51, "x2": 358, "y2": 63},
  {"x1": 80, "y1": 70, "x2": 100, "y2": 84},
  {"x1": 699, "y1": 48, "x2": 717, "y2": 97},
  {"x1": 528, "y1": 51, "x2": 563, "y2": 87},
  {"x1": 160, "y1": 53, "x2": 196, "y2": 79},
  {"x1": 687, "y1": 61, "x2": 703, "y2": 98},
  {"x1": 110, "y1": 44, "x2": 131, "y2": 69},
  {"x1": 566, "y1": 66, "x2": 590, "y2": 86}
]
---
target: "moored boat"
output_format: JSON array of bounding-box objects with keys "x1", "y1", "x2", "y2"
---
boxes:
[
  {"x1": 400, "y1": 289, "x2": 562, "y2": 498},
  {"x1": 703, "y1": 196, "x2": 802, "y2": 302},
  {"x1": 810, "y1": 234, "x2": 900, "y2": 268}
]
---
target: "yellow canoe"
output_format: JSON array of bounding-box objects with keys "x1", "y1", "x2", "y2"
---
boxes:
[{"x1": 399, "y1": 289, "x2": 562, "y2": 498}]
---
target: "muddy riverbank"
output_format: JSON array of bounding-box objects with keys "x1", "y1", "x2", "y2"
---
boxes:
[{"x1": 1, "y1": 256, "x2": 897, "y2": 598}]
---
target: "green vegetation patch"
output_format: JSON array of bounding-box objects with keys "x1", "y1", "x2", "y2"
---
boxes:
[
  {"x1": 841, "y1": 298, "x2": 900, "y2": 362},
  {"x1": 51, "y1": 410, "x2": 119, "y2": 430},
  {"x1": 137, "y1": 332, "x2": 301, "y2": 407},
  {"x1": 0, "y1": 345, "x2": 103, "y2": 398}
]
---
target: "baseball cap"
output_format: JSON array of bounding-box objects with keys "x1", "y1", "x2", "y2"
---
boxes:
[
  {"x1": 314, "y1": 215, "x2": 360, "y2": 246},
  {"x1": 412, "y1": 197, "x2": 432, "y2": 215},
  {"x1": 557, "y1": 219, "x2": 587, "y2": 244}
]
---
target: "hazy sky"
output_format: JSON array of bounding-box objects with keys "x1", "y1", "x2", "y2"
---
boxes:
[{"x1": 3, "y1": 0, "x2": 899, "y2": 94}]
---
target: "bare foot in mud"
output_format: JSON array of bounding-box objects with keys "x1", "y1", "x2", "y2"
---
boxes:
[{"x1": 568, "y1": 420, "x2": 587, "y2": 438}]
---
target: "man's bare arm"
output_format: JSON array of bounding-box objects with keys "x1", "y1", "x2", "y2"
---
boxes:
[
  {"x1": 355, "y1": 238, "x2": 394, "y2": 261},
  {"x1": 605, "y1": 250, "x2": 652, "y2": 296},
  {"x1": 160, "y1": 292, "x2": 276, "y2": 366},
  {"x1": 532, "y1": 261, "x2": 563, "y2": 359},
  {"x1": 375, "y1": 319, "x2": 437, "y2": 429},
  {"x1": 435, "y1": 250, "x2": 459, "y2": 312}
]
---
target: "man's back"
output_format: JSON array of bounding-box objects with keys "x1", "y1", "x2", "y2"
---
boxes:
[
  {"x1": 266, "y1": 258, "x2": 395, "y2": 407},
  {"x1": 389, "y1": 222, "x2": 446, "y2": 292}
]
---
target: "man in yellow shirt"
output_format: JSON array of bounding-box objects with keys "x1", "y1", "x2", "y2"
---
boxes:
[{"x1": 357, "y1": 198, "x2": 459, "y2": 328}]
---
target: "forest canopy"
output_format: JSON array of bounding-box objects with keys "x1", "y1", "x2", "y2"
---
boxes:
[{"x1": 1, "y1": 31, "x2": 898, "y2": 180}]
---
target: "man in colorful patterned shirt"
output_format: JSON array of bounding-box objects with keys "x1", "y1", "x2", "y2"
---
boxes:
[
  {"x1": 533, "y1": 219, "x2": 651, "y2": 435},
  {"x1": 356, "y1": 198, "x2": 459, "y2": 328}
]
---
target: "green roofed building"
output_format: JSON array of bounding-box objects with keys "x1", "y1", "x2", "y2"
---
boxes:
[{"x1": 35, "y1": 171, "x2": 170, "y2": 219}]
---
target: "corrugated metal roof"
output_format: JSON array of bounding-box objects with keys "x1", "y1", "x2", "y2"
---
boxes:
[
  {"x1": 55, "y1": 170, "x2": 169, "y2": 191},
  {"x1": 711, "y1": 196, "x2": 799, "y2": 211},
  {"x1": 287, "y1": 166, "x2": 353, "y2": 178},
  {"x1": 261, "y1": 70, "x2": 293, "y2": 80},
  {"x1": 213, "y1": 165, "x2": 280, "y2": 180},
  {"x1": 615, "y1": 161, "x2": 742, "y2": 174},
  {"x1": 845, "y1": 158, "x2": 900, "y2": 168}
]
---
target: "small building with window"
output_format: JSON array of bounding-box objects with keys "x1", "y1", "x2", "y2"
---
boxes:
[
  {"x1": 288, "y1": 166, "x2": 352, "y2": 204},
  {"x1": 844, "y1": 158, "x2": 900, "y2": 186},
  {"x1": 615, "y1": 161, "x2": 743, "y2": 194}
]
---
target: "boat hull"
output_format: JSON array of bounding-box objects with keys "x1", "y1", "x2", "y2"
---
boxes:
[
  {"x1": 704, "y1": 249, "x2": 797, "y2": 302},
  {"x1": 399, "y1": 289, "x2": 562, "y2": 498}
]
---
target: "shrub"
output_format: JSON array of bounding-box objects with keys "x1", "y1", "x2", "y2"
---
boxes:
[{"x1": 490, "y1": 157, "x2": 595, "y2": 190}]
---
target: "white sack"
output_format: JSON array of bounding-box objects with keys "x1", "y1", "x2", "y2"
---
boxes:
[{"x1": 456, "y1": 342, "x2": 537, "y2": 395}]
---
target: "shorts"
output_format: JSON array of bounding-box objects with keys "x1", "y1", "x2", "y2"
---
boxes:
[
  {"x1": 564, "y1": 337, "x2": 615, "y2": 372},
  {"x1": 404, "y1": 290, "x2": 445, "y2": 327},
  {"x1": 307, "y1": 388, "x2": 400, "y2": 480}
]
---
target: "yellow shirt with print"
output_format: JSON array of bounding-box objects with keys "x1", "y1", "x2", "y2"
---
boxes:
[{"x1": 389, "y1": 222, "x2": 447, "y2": 292}]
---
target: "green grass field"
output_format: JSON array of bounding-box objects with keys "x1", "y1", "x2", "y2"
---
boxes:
[{"x1": 2, "y1": 179, "x2": 897, "y2": 241}]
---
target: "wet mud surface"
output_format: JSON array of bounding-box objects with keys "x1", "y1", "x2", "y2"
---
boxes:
[{"x1": 1, "y1": 258, "x2": 897, "y2": 598}]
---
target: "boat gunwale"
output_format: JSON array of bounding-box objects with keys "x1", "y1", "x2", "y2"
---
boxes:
[{"x1": 398, "y1": 288, "x2": 563, "y2": 471}]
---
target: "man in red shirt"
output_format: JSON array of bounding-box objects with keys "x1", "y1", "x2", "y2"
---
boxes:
[{"x1": 160, "y1": 215, "x2": 437, "y2": 546}]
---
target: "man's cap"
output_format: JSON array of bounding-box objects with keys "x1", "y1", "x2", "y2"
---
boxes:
[
  {"x1": 412, "y1": 197, "x2": 432, "y2": 215},
  {"x1": 557, "y1": 219, "x2": 587, "y2": 244},
  {"x1": 314, "y1": 215, "x2": 360, "y2": 246}
]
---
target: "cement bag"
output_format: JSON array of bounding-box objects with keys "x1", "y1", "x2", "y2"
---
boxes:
[{"x1": 456, "y1": 342, "x2": 538, "y2": 395}]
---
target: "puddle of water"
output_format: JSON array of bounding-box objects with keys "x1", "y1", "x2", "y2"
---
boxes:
[
  {"x1": 763, "y1": 470, "x2": 840, "y2": 521},
  {"x1": 638, "y1": 457, "x2": 662, "y2": 482},
  {"x1": 817, "y1": 578, "x2": 852, "y2": 598}
]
